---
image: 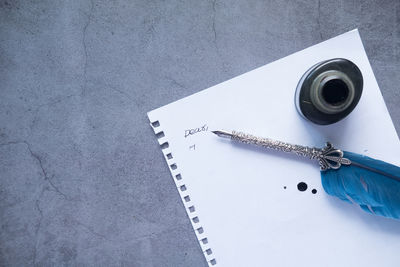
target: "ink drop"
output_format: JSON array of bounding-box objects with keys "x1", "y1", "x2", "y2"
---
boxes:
[
  {"x1": 283, "y1": 186, "x2": 287, "y2": 189},
  {"x1": 312, "y1": 189, "x2": 317, "y2": 194},
  {"x1": 297, "y1": 182, "x2": 308, "y2": 192}
]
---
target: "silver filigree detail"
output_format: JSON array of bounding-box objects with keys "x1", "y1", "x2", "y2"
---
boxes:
[
  {"x1": 231, "y1": 131, "x2": 351, "y2": 171},
  {"x1": 317, "y1": 142, "x2": 351, "y2": 170}
]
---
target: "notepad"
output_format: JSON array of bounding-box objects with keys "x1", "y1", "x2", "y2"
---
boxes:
[{"x1": 147, "y1": 29, "x2": 400, "y2": 267}]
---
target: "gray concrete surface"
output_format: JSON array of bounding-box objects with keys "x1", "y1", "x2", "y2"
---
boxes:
[{"x1": 0, "y1": 0, "x2": 399, "y2": 266}]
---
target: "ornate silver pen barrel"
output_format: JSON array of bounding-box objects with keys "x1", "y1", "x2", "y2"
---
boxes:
[{"x1": 212, "y1": 130, "x2": 351, "y2": 171}]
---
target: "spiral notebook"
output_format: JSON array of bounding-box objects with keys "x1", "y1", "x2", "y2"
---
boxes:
[{"x1": 147, "y1": 29, "x2": 400, "y2": 267}]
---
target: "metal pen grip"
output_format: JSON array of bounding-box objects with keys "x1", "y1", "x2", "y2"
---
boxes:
[{"x1": 231, "y1": 131, "x2": 320, "y2": 160}]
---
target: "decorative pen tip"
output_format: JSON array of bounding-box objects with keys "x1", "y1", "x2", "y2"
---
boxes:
[{"x1": 212, "y1": 130, "x2": 232, "y2": 138}]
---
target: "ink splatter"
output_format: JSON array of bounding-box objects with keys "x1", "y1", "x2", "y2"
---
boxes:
[
  {"x1": 283, "y1": 186, "x2": 287, "y2": 189},
  {"x1": 297, "y1": 182, "x2": 308, "y2": 192},
  {"x1": 312, "y1": 189, "x2": 317, "y2": 194}
]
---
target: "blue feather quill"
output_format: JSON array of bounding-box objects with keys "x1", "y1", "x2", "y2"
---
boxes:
[{"x1": 321, "y1": 151, "x2": 400, "y2": 219}]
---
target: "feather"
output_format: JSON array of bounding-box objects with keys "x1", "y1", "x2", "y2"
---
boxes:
[{"x1": 321, "y1": 151, "x2": 400, "y2": 219}]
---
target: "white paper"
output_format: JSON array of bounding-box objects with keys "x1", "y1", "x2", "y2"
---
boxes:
[{"x1": 147, "y1": 29, "x2": 400, "y2": 267}]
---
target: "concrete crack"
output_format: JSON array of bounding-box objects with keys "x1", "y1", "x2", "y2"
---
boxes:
[
  {"x1": 128, "y1": 225, "x2": 184, "y2": 244},
  {"x1": 75, "y1": 220, "x2": 110, "y2": 241},
  {"x1": 140, "y1": 16, "x2": 161, "y2": 48},
  {"x1": 0, "y1": 141, "x2": 69, "y2": 200},
  {"x1": 29, "y1": 94, "x2": 77, "y2": 130},
  {"x1": 211, "y1": 0, "x2": 217, "y2": 45},
  {"x1": 165, "y1": 76, "x2": 186, "y2": 90},
  {"x1": 109, "y1": 87, "x2": 135, "y2": 102},
  {"x1": 317, "y1": 0, "x2": 323, "y2": 40},
  {"x1": 32, "y1": 192, "x2": 44, "y2": 266},
  {"x1": 24, "y1": 142, "x2": 68, "y2": 199},
  {"x1": 35, "y1": 95, "x2": 76, "y2": 110},
  {"x1": 208, "y1": 0, "x2": 228, "y2": 73},
  {"x1": 82, "y1": 0, "x2": 94, "y2": 96},
  {"x1": 0, "y1": 141, "x2": 24, "y2": 147}
]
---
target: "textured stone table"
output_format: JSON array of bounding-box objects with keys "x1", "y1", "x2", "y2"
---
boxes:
[{"x1": 1, "y1": 1, "x2": 399, "y2": 266}]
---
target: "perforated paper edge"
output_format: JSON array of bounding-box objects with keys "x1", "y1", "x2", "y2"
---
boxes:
[{"x1": 148, "y1": 118, "x2": 217, "y2": 266}]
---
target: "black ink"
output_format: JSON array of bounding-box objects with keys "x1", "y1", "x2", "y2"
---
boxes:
[
  {"x1": 189, "y1": 144, "x2": 196, "y2": 150},
  {"x1": 283, "y1": 186, "x2": 287, "y2": 189},
  {"x1": 184, "y1": 124, "x2": 208, "y2": 138},
  {"x1": 322, "y1": 79, "x2": 349, "y2": 106},
  {"x1": 297, "y1": 182, "x2": 308, "y2": 192},
  {"x1": 312, "y1": 189, "x2": 317, "y2": 194}
]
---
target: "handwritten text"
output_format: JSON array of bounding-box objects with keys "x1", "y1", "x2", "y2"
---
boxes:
[{"x1": 184, "y1": 124, "x2": 208, "y2": 138}]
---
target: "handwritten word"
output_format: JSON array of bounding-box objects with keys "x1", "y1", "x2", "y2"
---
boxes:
[{"x1": 184, "y1": 124, "x2": 208, "y2": 138}]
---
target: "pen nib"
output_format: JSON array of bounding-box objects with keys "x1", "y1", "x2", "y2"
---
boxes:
[{"x1": 212, "y1": 130, "x2": 233, "y2": 139}]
